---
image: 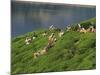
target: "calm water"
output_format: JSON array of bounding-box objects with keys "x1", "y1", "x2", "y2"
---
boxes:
[{"x1": 11, "y1": 2, "x2": 96, "y2": 37}]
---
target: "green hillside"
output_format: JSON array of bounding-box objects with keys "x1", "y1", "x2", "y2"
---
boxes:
[{"x1": 11, "y1": 18, "x2": 96, "y2": 74}]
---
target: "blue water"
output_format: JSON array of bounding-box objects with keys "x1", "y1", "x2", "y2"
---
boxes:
[{"x1": 11, "y1": 2, "x2": 96, "y2": 37}]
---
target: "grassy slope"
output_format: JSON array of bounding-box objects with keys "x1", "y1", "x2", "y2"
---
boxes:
[{"x1": 11, "y1": 18, "x2": 96, "y2": 74}]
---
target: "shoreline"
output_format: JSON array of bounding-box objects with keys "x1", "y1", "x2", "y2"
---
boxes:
[{"x1": 11, "y1": 1, "x2": 96, "y2": 8}]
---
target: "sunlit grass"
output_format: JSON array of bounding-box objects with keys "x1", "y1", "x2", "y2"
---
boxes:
[{"x1": 11, "y1": 18, "x2": 96, "y2": 74}]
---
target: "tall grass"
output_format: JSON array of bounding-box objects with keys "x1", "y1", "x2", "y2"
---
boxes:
[{"x1": 11, "y1": 18, "x2": 96, "y2": 74}]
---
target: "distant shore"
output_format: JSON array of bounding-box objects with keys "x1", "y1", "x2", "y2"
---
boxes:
[{"x1": 11, "y1": 1, "x2": 96, "y2": 8}]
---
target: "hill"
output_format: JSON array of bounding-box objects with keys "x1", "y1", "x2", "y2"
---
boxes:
[{"x1": 11, "y1": 18, "x2": 96, "y2": 74}]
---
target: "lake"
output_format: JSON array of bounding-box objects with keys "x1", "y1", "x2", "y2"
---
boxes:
[{"x1": 11, "y1": 1, "x2": 96, "y2": 37}]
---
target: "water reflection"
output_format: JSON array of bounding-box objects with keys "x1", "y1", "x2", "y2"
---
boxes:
[{"x1": 11, "y1": 2, "x2": 96, "y2": 37}]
